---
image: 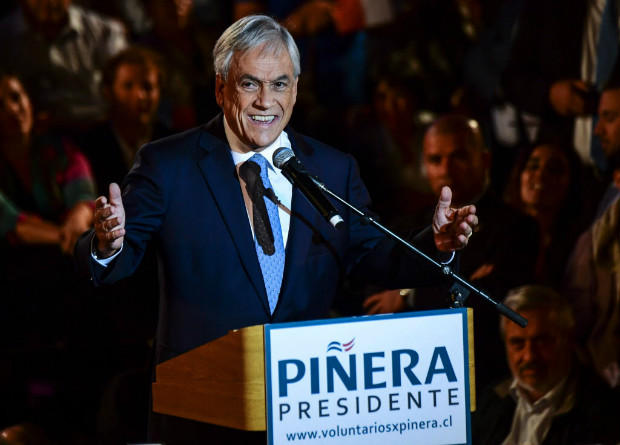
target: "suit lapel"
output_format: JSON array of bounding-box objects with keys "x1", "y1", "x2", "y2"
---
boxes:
[
  {"x1": 196, "y1": 117, "x2": 271, "y2": 315},
  {"x1": 280, "y1": 128, "x2": 327, "y2": 295},
  {"x1": 194, "y1": 119, "x2": 332, "y2": 313}
]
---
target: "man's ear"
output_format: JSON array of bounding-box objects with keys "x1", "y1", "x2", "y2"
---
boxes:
[{"x1": 215, "y1": 73, "x2": 225, "y2": 107}]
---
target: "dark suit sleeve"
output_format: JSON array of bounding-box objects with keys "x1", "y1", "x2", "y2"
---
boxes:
[
  {"x1": 349, "y1": 226, "x2": 455, "y2": 290},
  {"x1": 337, "y1": 153, "x2": 452, "y2": 289},
  {"x1": 74, "y1": 142, "x2": 167, "y2": 286}
]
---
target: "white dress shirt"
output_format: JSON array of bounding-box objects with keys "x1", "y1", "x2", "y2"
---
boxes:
[
  {"x1": 231, "y1": 132, "x2": 293, "y2": 247},
  {"x1": 502, "y1": 377, "x2": 572, "y2": 445}
]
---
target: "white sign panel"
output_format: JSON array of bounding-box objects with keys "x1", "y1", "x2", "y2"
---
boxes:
[{"x1": 265, "y1": 309, "x2": 472, "y2": 445}]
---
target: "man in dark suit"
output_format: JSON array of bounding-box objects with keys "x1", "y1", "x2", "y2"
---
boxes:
[{"x1": 75, "y1": 14, "x2": 478, "y2": 444}]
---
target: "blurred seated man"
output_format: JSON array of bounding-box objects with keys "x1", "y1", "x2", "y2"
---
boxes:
[
  {"x1": 337, "y1": 114, "x2": 539, "y2": 391},
  {"x1": 0, "y1": 0, "x2": 127, "y2": 130},
  {"x1": 472, "y1": 285, "x2": 620, "y2": 445}
]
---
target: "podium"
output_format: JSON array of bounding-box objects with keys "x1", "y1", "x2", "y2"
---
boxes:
[
  {"x1": 152, "y1": 324, "x2": 266, "y2": 431},
  {"x1": 153, "y1": 309, "x2": 475, "y2": 445}
]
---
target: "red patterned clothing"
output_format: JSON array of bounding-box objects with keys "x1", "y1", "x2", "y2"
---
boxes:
[{"x1": 0, "y1": 135, "x2": 96, "y2": 238}]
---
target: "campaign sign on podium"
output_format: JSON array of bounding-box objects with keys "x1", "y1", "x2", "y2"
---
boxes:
[{"x1": 265, "y1": 309, "x2": 472, "y2": 445}]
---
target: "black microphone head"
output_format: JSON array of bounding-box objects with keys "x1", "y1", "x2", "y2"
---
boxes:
[{"x1": 273, "y1": 147, "x2": 295, "y2": 169}]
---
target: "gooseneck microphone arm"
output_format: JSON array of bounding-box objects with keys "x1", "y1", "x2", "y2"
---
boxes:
[
  {"x1": 311, "y1": 176, "x2": 529, "y2": 328},
  {"x1": 273, "y1": 147, "x2": 344, "y2": 229}
]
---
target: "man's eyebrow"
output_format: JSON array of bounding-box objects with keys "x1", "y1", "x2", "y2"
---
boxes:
[
  {"x1": 238, "y1": 74, "x2": 260, "y2": 83},
  {"x1": 238, "y1": 74, "x2": 291, "y2": 83},
  {"x1": 272, "y1": 74, "x2": 292, "y2": 83}
]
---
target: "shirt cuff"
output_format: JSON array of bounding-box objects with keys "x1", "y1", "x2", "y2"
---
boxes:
[
  {"x1": 438, "y1": 251, "x2": 456, "y2": 265},
  {"x1": 90, "y1": 233, "x2": 123, "y2": 266}
]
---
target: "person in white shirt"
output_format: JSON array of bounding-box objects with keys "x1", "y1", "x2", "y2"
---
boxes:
[
  {"x1": 472, "y1": 284, "x2": 620, "y2": 445},
  {"x1": 0, "y1": 0, "x2": 128, "y2": 128}
]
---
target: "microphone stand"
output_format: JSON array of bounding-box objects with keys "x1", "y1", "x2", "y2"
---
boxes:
[{"x1": 313, "y1": 178, "x2": 528, "y2": 328}]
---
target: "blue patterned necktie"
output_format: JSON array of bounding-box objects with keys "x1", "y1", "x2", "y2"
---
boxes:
[
  {"x1": 240, "y1": 153, "x2": 285, "y2": 314},
  {"x1": 592, "y1": 0, "x2": 619, "y2": 171}
]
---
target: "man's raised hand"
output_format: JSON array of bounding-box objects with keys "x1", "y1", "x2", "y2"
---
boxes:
[
  {"x1": 432, "y1": 186, "x2": 478, "y2": 252},
  {"x1": 94, "y1": 183, "x2": 125, "y2": 258}
]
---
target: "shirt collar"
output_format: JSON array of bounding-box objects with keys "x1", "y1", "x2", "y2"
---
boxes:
[
  {"x1": 509, "y1": 376, "x2": 570, "y2": 412},
  {"x1": 229, "y1": 131, "x2": 292, "y2": 175}
]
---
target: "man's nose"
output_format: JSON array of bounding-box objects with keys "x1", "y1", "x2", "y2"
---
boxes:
[
  {"x1": 255, "y1": 86, "x2": 275, "y2": 109},
  {"x1": 521, "y1": 340, "x2": 538, "y2": 362},
  {"x1": 437, "y1": 158, "x2": 450, "y2": 174}
]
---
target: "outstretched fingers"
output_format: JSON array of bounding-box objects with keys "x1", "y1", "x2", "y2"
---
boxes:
[{"x1": 93, "y1": 183, "x2": 126, "y2": 255}]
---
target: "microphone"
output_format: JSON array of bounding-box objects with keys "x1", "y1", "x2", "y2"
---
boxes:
[{"x1": 273, "y1": 147, "x2": 344, "y2": 229}]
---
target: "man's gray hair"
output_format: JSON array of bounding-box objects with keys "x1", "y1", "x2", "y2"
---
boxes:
[
  {"x1": 499, "y1": 285, "x2": 575, "y2": 337},
  {"x1": 213, "y1": 15, "x2": 301, "y2": 82}
]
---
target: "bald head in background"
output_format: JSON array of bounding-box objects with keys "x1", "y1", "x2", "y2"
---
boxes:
[{"x1": 423, "y1": 115, "x2": 491, "y2": 207}]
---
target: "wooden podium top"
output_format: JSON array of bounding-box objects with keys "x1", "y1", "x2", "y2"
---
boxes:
[{"x1": 152, "y1": 324, "x2": 267, "y2": 431}]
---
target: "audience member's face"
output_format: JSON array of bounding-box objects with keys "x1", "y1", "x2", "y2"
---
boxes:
[
  {"x1": 519, "y1": 144, "x2": 570, "y2": 214},
  {"x1": 108, "y1": 63, "x2": 161, "y2": 126},
  {"x1": 21, "y1": 0, "x2": 71, "y2": 26},
  {"x1": 423, "y1": 130, "x2": 488, "y2": 205},
  {"x1": 0, "y1": 76, "x2": 33, "y2": 138},
  {"x1": 594, "y1": 88, "x2": 620, "y2": 160},
  {"x1": 374, "y1": 79, "x2": 414, "y2": 126},
  {"x1": 215, "y1": 45, "x2": 298, "y2": 153},
  {"x1": 504, "y1": 307, "x2": 573, "y2": 402}
]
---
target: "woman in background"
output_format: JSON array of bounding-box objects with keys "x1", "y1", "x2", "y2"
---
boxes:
[
  {"x1": 504, "y1": 139, "x2": 589, "y2": 287},
  {"x1": 0, "y1": 72, "x2": 96, "y2": 251}
]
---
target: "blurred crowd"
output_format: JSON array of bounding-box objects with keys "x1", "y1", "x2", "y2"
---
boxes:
[{"x1": 1, "y1": 0, "x2": 620, "y2": 443}]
